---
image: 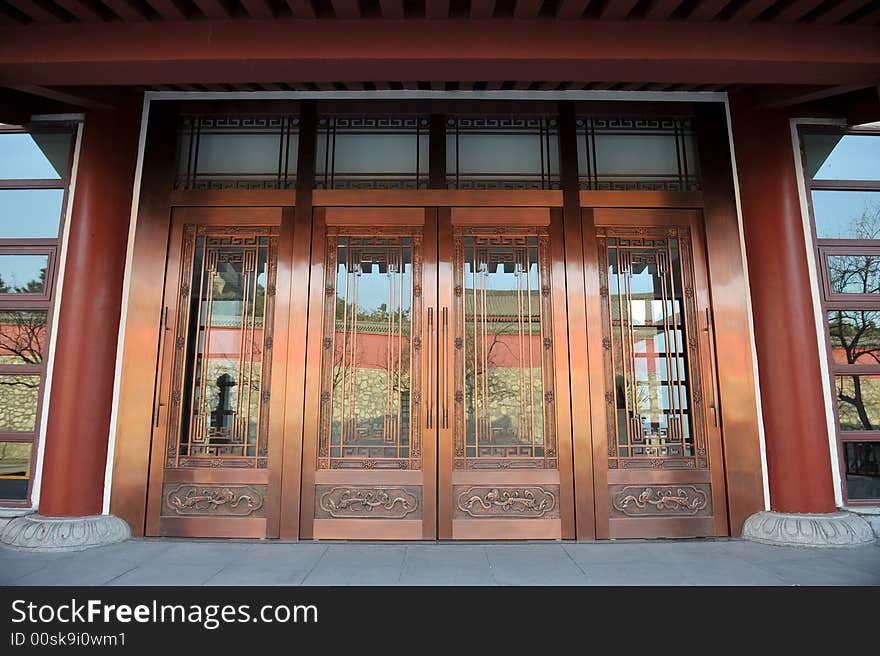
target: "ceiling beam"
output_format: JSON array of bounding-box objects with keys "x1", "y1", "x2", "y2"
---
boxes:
[
  {"x1": 754, "y1": 83, "x2": 872, "y2": 107},
  {"x1": 190, "y1": 0, "x2": 230, "y2": 18},
  {"x1": 514, "y1": 0, "x2": 543, "y2": 19},
  {"x1": 0, "y1": 19, "x2": 877, "y2": 86},
  {"x1": 470, "y1": 0, "x2": 494, "y2": 17},
  {"x1": 643, "y1": 0, "x2": 684, "y2": 19},
  {"x1": 4, "y1": 84, "x2": 118, "y2": 109},
  {"x1": 726, "y1": 0, "x2": 777, "y2": 22},
  {"x1": 813, "y1": 0, "x2": 868, "y2": 24},
  {"x1": 5, "y1": 0, "x2": 63, "y2": 22},
  {"x1": 330, "y1": 0, "x2": 359, "y2": 18},
  {"x1": 425, "y1": 0, "x2": 449, "y2": 18},
  {"x1": 284, "y1": 0, "x2": 315, "y2": 17},
  {"x1": 772, "y1": 0, "x2": 825, "y2": 22},
  {"x1": 142, "y1": 0, "x2": 187, "y2": 19},
  {"x1": 379, "y1": 0, "x2": 404, "y2": 18},
  {"x1": 101, "y1": 0, "x2": 149, "y2": 20},
  {"x1": 601, "y1": 0, "x2": 640, "y2": 20},
  {"x1": 686, "y1": 0, "x2": 731, "y2": 20},
  {"x1": 239, "y1": 0, "x2": 273, "y2": 17},
  {"x1": 52, "y1": 0, "x2": 106, "y2": 21}
]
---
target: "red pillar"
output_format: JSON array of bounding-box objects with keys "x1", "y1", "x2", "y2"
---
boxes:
[
  {"x1": 37, "y1": 96, "x2": 143, "y2": 518},
  {"x1": 730, "y1": 100, "x2": 836, "y2": 514}
]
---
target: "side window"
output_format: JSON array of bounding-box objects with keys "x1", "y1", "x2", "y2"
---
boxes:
[
  {"x1": 803, "y1": 128, "x2": 880, "y2": 504},
  {"x1": 0, "y1": 125, "x2": 75, "y2": 504}
]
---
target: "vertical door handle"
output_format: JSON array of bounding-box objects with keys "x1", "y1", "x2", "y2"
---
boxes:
[
  {"x1": 703, "y1": 307, "x2": 720, "y2": 428},
  {"x1": 442, "y1": 306, "x2": 449, "y2": 429},
  {"x1": 152, "y1": 306, "x2": 169, "y2": 428},
  {"x1": 427, "y1": 307, "x2": 434, "y2": 429}
]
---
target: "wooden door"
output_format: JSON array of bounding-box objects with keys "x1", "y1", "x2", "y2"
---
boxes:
[
  {"x1": 300, "y1": 207, "x2": 438, "y2": 539},
  {"x1": 590, "y1": 209, "x2": 728, "y2": 539},
  {"x1": 146, "y1": 207, "x2": 282, "y2": 537},
  {"x1": 438, "y1": 207, "x2": 575, "y2": 539}
]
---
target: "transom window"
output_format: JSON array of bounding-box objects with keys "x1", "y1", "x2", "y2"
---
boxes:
[
  {"x1": 803, "y1": 126, "x2": 880, "y2": 504},
  {"x1": 176, "y1": 115, "x2": 300, "y2": 190},
  {"x1": 315, "y1": 116, "x2": 430, "y2": 190},
  {"x1": 446, "y1": 116, "x2": 560, "y2": 190},
  {"x1": 577, "y1": 116, "x2": 701, "y2": 191}
]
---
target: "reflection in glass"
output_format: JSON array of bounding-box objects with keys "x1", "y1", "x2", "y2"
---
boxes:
[
  {"x1": 0, "y1": 375, "x2": 40, "y2": 432},
  {"x1": 844, "y1": 441, "x2": 880, "y2": 500},
  {"x1": 827, "y1": 254, "x2": 880, "y2": 294},
  {"x1": 578, "y1": 117, "x2": 700, "y2": 191},
  {"x1": 446, "y1": 116, "x2": 560, "y2": 189},
  {"x1": 0, "y1": 255, "x2": 48, "y2": 294},
  {"x1": 812, "y1": 190, "x2": 880, "y2": 240},
  {"x1": 175, "y1": 230, "x2": 275, "y2": 462},
  {"x1": 604, "y1": 235, "x2": 696, "y2": 462},
  {"x1": 0, "y1": 189, "x2": 64, "y2": 239},
  {"x1": 316, "y1": 116, "x2": 429, "y2": 189},
  {"x1": 0, "y1": 310, "x2": 47, "y2": 364},
  {"x1": 175, "y1": 115, "x2": 299, "y2": 190},
  {"x1": 323, "y1": 235, "x2": 414, "y2": 462},
  {"x1": 0, "y1": 132, "x2": 71, "y2": 180},
  {"x1": 836, "y1": 375, "x2": 880, "y2": 431},
  {"x1": 0, "y1": 441, "x2": 32, "y2": 500},
  {"x1": 459, "y1": 232, "x2": 554, "y2": 463},
  {"x1": 804, "y1": 133, "x2": 880, "y2": 181}
]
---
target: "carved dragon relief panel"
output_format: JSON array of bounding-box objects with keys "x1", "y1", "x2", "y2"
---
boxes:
[
  {"x1": 453, "y1": 485, "x2": 560, "y2": 519},
  {"x1": 161, "y1": 484, "x2": 267, "y2": 518},
  {"x1": 315, "y1": 486, "x2": 421, "y2": 519},
  {"x1": 609, "y1": 484, "x2": 712, "y2": 517}
]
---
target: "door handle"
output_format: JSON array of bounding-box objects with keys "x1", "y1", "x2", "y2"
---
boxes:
[
  {"x1": 427, "y1": 307, "x2": 434, "y2": 429},
  {"x1": 703, "y1": 307, "x2": 720, "y2": 428},
  {"x1": 442, "y1": 306, "x2": 449, "y2": 429},
  {"x1": 152, "y1": 306, "x2": 169, "y2": 428}
]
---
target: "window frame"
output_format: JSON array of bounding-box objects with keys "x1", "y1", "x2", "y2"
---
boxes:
[
  {"x1": 800, "y1": 123, "x2": 880, "y2": 505},
  {"x1": 0, "y1": 123, "x2": 75, "y2": 507}
]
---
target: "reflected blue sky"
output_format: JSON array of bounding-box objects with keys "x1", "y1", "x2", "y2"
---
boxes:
[
  {"x1": 812, "y1": 190, "x2": 880, "y2": 239},
  {"x1": 0, "y1": 134, "x2": 68, "y2": 179},
  {"x1": 0, "y1": 189, "x2": 63, "y2": 239},
  {"x1": 808, "y1": 134, "x2": 880, "y2": 181},
  {"x1": 0, "y1": 255, "x2": 47, "y2": 292}
]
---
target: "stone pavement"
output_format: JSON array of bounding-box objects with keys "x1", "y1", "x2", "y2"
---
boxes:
[{"x1": 1, "y1": 538, "x2": 878, "y2": 586}]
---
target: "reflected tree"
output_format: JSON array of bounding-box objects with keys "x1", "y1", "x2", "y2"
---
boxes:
[{"x1": 829, "y1": 205, "x2": 880, "y2": 430}]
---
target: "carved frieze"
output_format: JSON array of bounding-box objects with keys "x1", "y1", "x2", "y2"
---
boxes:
[
  {"x1": 316, "y1": 486, "x2": 421, "y2": 519},
  {"x1": 610, "y1": 484, "x2": 711, "y2": 517},
  {"x1": 161, "y1": 484, "x2": 267, "y2": 517},
  {"x1": 454, "y1": 486, "x2": 559, "y2": 519}
]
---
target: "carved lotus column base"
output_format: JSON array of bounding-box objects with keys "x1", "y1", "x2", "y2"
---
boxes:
[
  {"x1": 0, "y1": 514, "x2": 130, "y2": 552},
  {"x1": 742, "y1": 511, "x2": 875, "y2": 548}
]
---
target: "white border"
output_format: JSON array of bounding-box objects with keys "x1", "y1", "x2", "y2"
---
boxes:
[
  {"x1": 789, "y1": 117, "x2": 851, "y2": 508},
  {"x1": 144, "y1": 90, "x2": 729, "y2": 102},
  {"x1": 29, "y1": 121, "x2": 84, "y2": 507},
  {"x1": 98, "y1": 89, "x2": 768, "y2": 516},
  {"x1": 101, "y1": 96, "x2": 151, "y2": 514}
]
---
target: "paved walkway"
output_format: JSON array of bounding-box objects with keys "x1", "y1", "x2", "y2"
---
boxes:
[{"x1": 1, "y1": 538, "x2": 878, "y2": 586}]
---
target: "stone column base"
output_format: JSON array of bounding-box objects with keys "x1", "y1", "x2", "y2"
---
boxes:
[
  {"x1": 0, "y1": 514, "x2": 130, "y2": 552},
  {"x1": 743, "y1": 511, "x2": 875, "y2": 548}
]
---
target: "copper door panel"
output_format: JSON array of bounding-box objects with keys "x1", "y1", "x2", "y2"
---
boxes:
[
  {"x1": 146, "y1": 209, "x2": 281, "y2": 538},
  {"x1": 593, "y1": 212, "x2": 728, "y2": 538},
  {"x1": 442, "y1": 209, "x2": 570, "y2": 539},
  {"x1": 303, "y1": 209, "x2": 436, "y2": 539}
]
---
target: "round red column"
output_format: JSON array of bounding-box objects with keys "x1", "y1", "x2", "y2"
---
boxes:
[
  {"x1": 37, "y1": 97, "x2": 143, "y2": 519},
  {"x1": 729, "y1": 100, "x2": 837, "y2": 515}
]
